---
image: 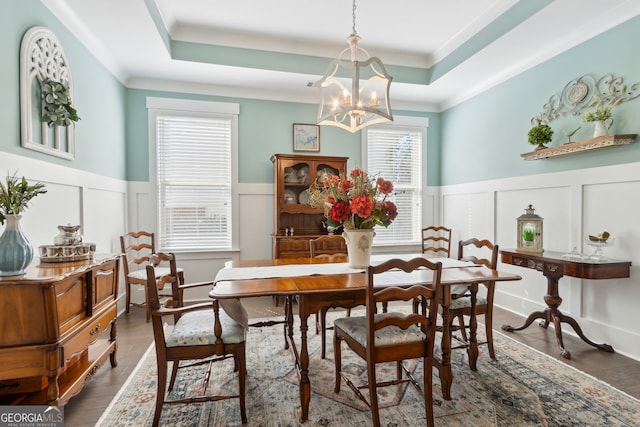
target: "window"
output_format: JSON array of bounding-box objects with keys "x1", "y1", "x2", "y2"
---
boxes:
[
  {"x1": 148, "y1": 98, "x2": 239, "y2": 252},
  {"x1": 363, "y1": 117, "x2": 426, "y2": 245}
]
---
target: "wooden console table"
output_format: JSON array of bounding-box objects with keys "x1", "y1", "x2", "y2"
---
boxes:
[
  {"x1": 500, "y1": 249, "x2": 631, "y2": 359},
  {"x1": 0, "y1": 254, "x2": 120, "y2": 405}
]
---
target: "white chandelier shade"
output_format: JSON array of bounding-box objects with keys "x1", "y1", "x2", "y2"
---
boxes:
[{"x1": 316, "y1": 4, "x2": 393, "y2": 133}]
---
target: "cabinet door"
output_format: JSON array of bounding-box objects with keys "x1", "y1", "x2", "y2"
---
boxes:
[
  {"x1": 282, "y1": 159, "x2": 312, "y2": 207},
  {"x1": 92, "y1": 258, "x2": 119, "y2": 309},
  {"x1": 314, "y1": 161, "x2": 342, "y2": 186}
]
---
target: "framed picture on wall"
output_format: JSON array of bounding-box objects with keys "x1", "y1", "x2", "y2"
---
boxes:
[{"x1": 293, "y1": 123, "x2": 320, "y2": 152}]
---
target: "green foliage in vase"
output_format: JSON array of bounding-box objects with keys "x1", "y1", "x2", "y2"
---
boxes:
[
  {"x1": 0, "y1": 172, "x2": 47, "y2": 225},
  {"x1": 527, "y1": 123, "x2": 554, "y2": 146},
  {"x1": 41, "y1": 78, "x2": 81, "y2": 127},
  {"x1": 582, "y1": 105, "x2": 612, "y2": 122}
]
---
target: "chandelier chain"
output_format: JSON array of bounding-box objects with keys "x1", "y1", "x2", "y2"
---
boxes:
[{"x1": 352, "y1": 0, "x2": 357, "y2": 36}]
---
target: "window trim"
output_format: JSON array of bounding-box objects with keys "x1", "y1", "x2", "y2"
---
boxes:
[
  {"x1": 362, "y1": 115, "x2": 428, "y2": 247},
  {"x1": 147, "y1": 97, "x2": 240, "y2": 253}
]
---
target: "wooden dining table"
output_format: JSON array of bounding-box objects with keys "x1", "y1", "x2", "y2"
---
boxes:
[{"x1": 210, "y1": 254, "x2": 521, "y2": 422}]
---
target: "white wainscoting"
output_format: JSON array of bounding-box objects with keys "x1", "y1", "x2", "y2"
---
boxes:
[
  {"x1": 440, "y1": 162, "x2": 640, "y2": 361},
  {"x1": 0, "y1": 152, "x2": 128, "y2": 308}
]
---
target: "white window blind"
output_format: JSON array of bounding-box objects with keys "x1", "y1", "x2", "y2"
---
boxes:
[
  {"x1": 156, "y1": 114, "x2": 232, "y2": 251},
  {"x1": 365, "y1": 123, "x2": 423, "y2": 245}
]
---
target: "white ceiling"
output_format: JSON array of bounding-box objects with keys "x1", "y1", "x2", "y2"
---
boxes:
[{"x1": 42, "y1": 0, "x2": 640, "y2": 112}]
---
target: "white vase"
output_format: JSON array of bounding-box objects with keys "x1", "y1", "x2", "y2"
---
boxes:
[
  {"x1": 342, "y1": 229, "x2": 375, "y2": 269},
  {"x1": 593, "y1": 119, "x2": 613, "y2": 138}
]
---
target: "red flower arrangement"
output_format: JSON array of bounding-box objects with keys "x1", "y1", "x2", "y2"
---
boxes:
[{"x1": 309, "y1": 168, "x2": 397, "y2": 230}]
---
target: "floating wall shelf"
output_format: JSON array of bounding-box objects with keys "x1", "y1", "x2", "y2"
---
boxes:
[{"x1": 521, "y1": 134, "x2": 637, "y2": 161}]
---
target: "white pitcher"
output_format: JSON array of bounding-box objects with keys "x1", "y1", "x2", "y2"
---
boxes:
[{"x1": 593, "y1": 118, "x2": 613, "y2": 138}]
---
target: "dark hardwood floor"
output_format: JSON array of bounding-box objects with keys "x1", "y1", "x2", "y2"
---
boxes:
[{"x1": 64, "y1": 298, "x2": 640, "y2": 426}]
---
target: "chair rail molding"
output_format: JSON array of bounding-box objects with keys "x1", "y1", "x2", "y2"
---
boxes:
[
  {"x1": 531, "y1": 73, "x2": 640, "y2": 125},
  {"x1": 20, "y1": 26, "x2": 75, "y2": 160}
]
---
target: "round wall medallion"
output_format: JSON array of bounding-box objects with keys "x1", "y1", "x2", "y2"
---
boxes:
[{"x1": 568, "y1": 82, "x2": 588, "y2": 103}]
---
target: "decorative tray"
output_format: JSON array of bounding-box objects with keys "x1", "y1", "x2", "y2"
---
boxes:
[
  {"x1": 38, "y1": 243, "x2": 96, "y2": 263},
  {"x1": 39, "y1": 253, "x2": 94, "y2": 263}
]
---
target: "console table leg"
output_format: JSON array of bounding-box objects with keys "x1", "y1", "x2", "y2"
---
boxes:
[
  {"x1": 549, "y1": 312, "x2": 571, "y2": 359},
  {"x1": 502, "y1": 310, "x2": 545, "y2": 332},
  {"x1": 555, "y1": 310, "x2": 615, "y2": 354}
]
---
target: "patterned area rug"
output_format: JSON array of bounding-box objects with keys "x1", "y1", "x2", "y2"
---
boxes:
[{"x1": 97, "y1": 313, "x2": 640, "y2": 426}]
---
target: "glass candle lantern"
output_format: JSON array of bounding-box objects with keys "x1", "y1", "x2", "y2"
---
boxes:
[{"x1": 517, "y1": 204, "x2": 543, "y2": 253}]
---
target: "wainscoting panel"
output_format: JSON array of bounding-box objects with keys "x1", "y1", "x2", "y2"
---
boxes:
[
  {"x1": 441, "y1": 163, "x2": 640, "y2": 360},
  {"x1": 442, "y1": 191, "x2": 494, "y2": 254},
  {"x1": 21, "y1": 181, "x2": 82, "y2": 249},
  {"x1": 582, "y1": 180, "x2": 640, "y2": 330}
]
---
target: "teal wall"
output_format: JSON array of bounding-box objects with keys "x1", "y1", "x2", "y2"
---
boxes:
[
  {"x1": 1, "y1": 0, "x2": 127, "y2": 179},
  {"x1": 6, "y1": 1, "x2": 638, "y2": 188},
  {"x1": 440, "y1": 16, "x2": 640, "y2": 186},
  {"x1": 126, "y1": 90, "x2": 437, "y2": 184}
]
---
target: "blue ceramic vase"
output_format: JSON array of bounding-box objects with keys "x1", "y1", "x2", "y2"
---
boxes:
[{"x1": 0, "y1": 214, "x2": 34, "y2": 276}]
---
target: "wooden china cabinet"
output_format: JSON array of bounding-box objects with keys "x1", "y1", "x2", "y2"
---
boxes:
[{"x1": 271, "y1": 153, "x2": 348, "y2": 258}]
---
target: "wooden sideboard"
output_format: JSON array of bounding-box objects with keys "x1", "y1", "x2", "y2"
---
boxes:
[{"x1": 0, "y1": 254, "x2": 120, "y2": 405}]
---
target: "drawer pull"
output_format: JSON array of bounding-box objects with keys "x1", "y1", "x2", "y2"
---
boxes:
[
  {"x1": 89, "y1": 324, "x2": 101, "y2": 335},
  {"x1": 0, "y1": 381, "x2": 21, "y2": 390}
]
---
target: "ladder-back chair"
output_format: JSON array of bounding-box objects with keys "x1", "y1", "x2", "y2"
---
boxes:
[
  {"x1": 120, "y1": 231, "x2": 184, "y2": 321},
  {"x1": 144, "y1": 254, "x2": 247, "y2": 426},
  {"x1": 310, "y1": 235, "x2": 349, "y2": 359},
  {"x1": 449, "y1": 238, "x2": 499, "y2": 365},
  {"x1": 333, "y1": 257, "x2": 442, "y2": 427}
]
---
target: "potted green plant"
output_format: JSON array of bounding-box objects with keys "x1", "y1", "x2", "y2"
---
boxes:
[
  {"x1": 583, "y1": 105, "x2": 613, "y2": 137},
  {"x1": 0, "y1": 173, "x2": 47, "y2": 276},
  {"x1": 41, "y1": 78, "x2": 80, "y2": 127},
  {"x1": 527, "y1": 121, "x2": 554, "y2": 149}
]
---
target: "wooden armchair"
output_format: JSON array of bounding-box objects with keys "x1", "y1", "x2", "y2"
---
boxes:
[
  {"x1": 333, "y1": 257, "x2": 442, "y2": 427},
  {"x1": 310, "y1": 235, "x2": 349, "y2": 359},
  {"x1": 120, "y1": 231, "x2": 184, "y2": 321},
  {"x1": 144, "y1": 253, "x2": 247, "y2": 426},
  {"x1": 449, "y1": 238, "x2": 499, "y2": 364},
  {"x1": 421, "y1": 225, "x2": 452, "y2": 257}
]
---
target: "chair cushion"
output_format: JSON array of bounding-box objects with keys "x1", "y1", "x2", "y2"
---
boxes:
[
  {"x1": 449, "y1": 295, "x2": 488, "y2": 310},
  {"x1": 128, "y1": 266, "x2": 184, "y2": 281},
  {"x1": 166, "y1": 309, "x2": 245, "y2": 347},
  {"x1": 334, "y1": 312, "x2": 426, "y2": 346}
]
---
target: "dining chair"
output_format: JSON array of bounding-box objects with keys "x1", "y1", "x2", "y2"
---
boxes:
[
  {"x1": 144, "y1": 253, "x2": 247, "y2": 426},
  {"x1": 310, "y1": 235, "x2": 349, "y2": 359},
  {"x1": 333, "y1": 257, "x2": 442, "y2": 427},
  {"x1": 449, "y1": 238, "x2": 499, "y2": 363},
  {"x1": 409, "y1": 225, "x2": 452, "y2": 313},
  {"x1": 120, "y1": 230, "x2": 184, "y2": 321},
  {"x1": 421, "y1": 225, "x2": 452, "y2": 256}
]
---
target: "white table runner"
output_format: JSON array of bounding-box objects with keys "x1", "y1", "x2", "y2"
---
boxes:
[{"x1": 214, "y1": 254, "x2": 477, "y2": 282}]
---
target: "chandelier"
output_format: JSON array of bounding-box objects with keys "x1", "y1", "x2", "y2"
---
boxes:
[{"x1": 316, "y1": 0, "x2": 393, "y2": 133}]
